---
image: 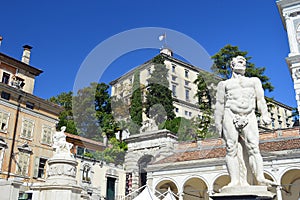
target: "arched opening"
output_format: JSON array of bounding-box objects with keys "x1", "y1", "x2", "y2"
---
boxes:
[
  {"x1": 183, "y1": 177, "x2": 208, "y2": 200},
  {"x1": 281, "y1": 169, "x2": 300, "y2": 200},
  {"x1": 155, "y1": 179, "x2": 178, "y2": 199},
  {"x1": 213, "y1": 174, "x2": 230, "y2": 193},
  {"x1": 138, "y1": 155, "x2": 153, "y2": 188}
]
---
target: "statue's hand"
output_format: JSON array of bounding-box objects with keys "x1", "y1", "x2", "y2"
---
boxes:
[{"x1": 262, "y1": 115, "x2": 271, "y2": 125}]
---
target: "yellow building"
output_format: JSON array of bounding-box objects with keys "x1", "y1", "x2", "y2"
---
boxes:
[{"x1": 0, "y1": 46, "x2": 62, "y2": 190}]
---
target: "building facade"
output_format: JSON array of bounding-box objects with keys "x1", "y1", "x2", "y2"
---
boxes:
[
  {"x1": 110, "y1": 49, "x2": 294, "y2": 130},
  {"x1": 277, "y1": 0, "x2": 300, "y2": 123},
  {"x1": 0, "y1": 47, "x2": 62, "y2": 196}
]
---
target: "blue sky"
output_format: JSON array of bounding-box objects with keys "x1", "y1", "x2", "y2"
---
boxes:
[{"x1": 0, "y1": 0, "x2": 296, "y2": 107}]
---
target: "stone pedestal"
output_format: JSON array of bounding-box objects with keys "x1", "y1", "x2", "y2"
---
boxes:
[
  {"x1": 210, "y1": 186, "x2": 275, "y2": 200},
  {"x1": 32, "y1": 153, "x2": 83, "y2": 200},
  {"x1": 0, "y1": 178, "x2": 23, "y2": 200}
]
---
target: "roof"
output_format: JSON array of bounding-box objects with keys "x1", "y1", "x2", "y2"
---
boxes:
[
  {"x1": 65, "y1": 132, "x2": 106, "y2": 151},
  {"x1": 153, "y1": 127, "x2": 300, "y2": 165},
  {"x1": 0, "y1": 52, "x2": 43, "y2": 76},
  {"x1": 109, "y1": 52, "x2": 217, "y2": 86},
  {"x1": 0, "y1": 82, "x2": 63, "y2": 116}
]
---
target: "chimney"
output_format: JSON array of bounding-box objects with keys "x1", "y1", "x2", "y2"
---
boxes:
[{"x1": 21, "y1": 45, "x2": 32, "y2": 65}]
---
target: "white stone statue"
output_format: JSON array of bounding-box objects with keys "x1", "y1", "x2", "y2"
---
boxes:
[
  {"x1": 215, "y1": 56, "x2": 276, "y2": 187},
  {"x1": 53, "y1": 126, "x2": 73, "y2": 155}
]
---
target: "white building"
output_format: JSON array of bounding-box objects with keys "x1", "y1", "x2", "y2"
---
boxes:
[
  {"x1": 277, "y1": 0, "x2": 300, "y2": 123},
  {"x1": 110, "y1": 48, "x2": 294, "y2": 130}
]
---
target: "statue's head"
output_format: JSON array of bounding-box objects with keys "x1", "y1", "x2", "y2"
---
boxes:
[{"x1": 230, "y1": 56, "x2": 246, "y2": 75}]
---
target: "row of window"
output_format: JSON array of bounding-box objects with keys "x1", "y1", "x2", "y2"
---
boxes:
[
  {"x1": 174, "y1": 107, "x2": 193, "y2": 117},
  {"x1": 0, "y1": 148, "x2": 47, "y2": 179},
  {"x1": 0, "y1": 110, "x2": 53, "y2": 145},
  {"x1": 172, "y1": 85, "x2": 190, "y2": 100},
  {"x1": 147, "y1": 64, "x2": 191, "y2": 79},
  {"x1": 1, "y1": 72, "x2": 25, "y2": 89},
  {"x1": 1, "y1": 91, "x2": 35, "y2": 110}
]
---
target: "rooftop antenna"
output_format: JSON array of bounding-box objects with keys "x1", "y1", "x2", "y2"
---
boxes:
[
  {"x1": 158, "y1": 33, "x2": 167, "y2": 48},
  {"x1": 158, "y1": 33, "x2": 173, "y2": 56}
]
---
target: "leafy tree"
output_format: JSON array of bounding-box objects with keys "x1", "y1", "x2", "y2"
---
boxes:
[
  {"x1": 211, "y1": 44, "x2": 274, "y2": 92},
  {"x1": 194, "y1": 71, "x2": 219, "y2": 139},
  {"x1": 73, "y1": 83, "x2": 102, "y2": 139},
  {"x1": 130, "y1": 70, "x2": 143, "y2": 128},
  {"x1": 145, "y1": 55, "x2": 175, "y2": 124},
  {"x1": 160, "y1": 117, "x2": 195, "y2": 141},
  {"x1": 72, "y1": 82, "x2": 117, "y2": 140},
  {"x1": 49, "y1": 92, "x2": 78, "y2": 135},
  {"x1": 93, "y1": 138, "x2": 127, "y2": 165}
]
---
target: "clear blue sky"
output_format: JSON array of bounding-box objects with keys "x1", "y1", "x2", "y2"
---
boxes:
[{"x1": 0, "y1": 0, "x2": 296, "y2": 108}]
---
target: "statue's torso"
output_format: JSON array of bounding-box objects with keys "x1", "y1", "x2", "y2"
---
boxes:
[{"x1": 224, "y1": 77, "x2": 256, "y2": 115}]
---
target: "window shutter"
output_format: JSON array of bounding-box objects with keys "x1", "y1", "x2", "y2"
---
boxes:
[{"x1": 33, "y1": 156, "x2": 39, "y2": 178}]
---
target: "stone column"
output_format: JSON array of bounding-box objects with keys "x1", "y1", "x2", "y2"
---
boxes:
[
  {"x1": 0, "y1": 179, "x2": 22, "y2": 200},
  {"x1": 276, "y1": 186, "x2": 283, "y2": 200},
  {"x1": 284, "y1": 12, "x2": 298, "y2": 55}
]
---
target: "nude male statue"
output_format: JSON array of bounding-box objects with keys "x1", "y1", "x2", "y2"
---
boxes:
[{"x1": 215, "y1": 56, "x2": 275, "y2": 187}]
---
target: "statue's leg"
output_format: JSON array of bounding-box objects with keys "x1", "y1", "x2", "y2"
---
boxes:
[
  {"x1": 243, "y1": 113, "x2": 272, "y2": 185},
  {"x1": 223, "y1": 111, "x2": 240, "y2": 187}
]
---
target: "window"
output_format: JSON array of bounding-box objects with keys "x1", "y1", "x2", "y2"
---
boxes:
[
  {"x1": 2, "y1": 72, "x2": 10, "y2": 84},
  {"x1": 189, "y1": 112, "x2": 192, "y2": 117},
  {"x1": 16, "y1": 152, "x2": 30, "y2": 176},
  {"x1": 26, "y1": 102, "x2": 34, "y2": 110},
  {"x1": 279, "y1": 121, "x2": 282, "y2": 129},
  {"x1": 41, "y1": 126, "x2": 52, "y2": 145},
  {"x1": 172, "y1": 64, "x2": 176, "y2": 73},
  {"x1": 185, "y1": 110, "x2": 188, "y2": 116},
  {"x1": 77, "y1": 146, "x2": 85, "y2": 156},
  {"x1": 185, "y1": 80, "x2": 189, "y2": 86},
  {"x1": 271, "y1": 119, "x2": 275, "y2": 129},
  {"x1": 172, "y1": 75, "x2": 176, "y2": 81},
  {"x1": 82, "y1": 164, "x2": 91, "y2": 182},
  {"x1": 185, "y1": 89, "x2": 190, "y2": 101},
  {"x1": 175, "y1": 107, "x2": 179, "y2": 113},
  {"x1": 1, "y1": 91, "x2": 10, "y2": 100},
  {"x1": 0, "y1": 111, "x2": 9, "y2": 132},
  {"x1": 172, "y1": 85, "x2": 176, "y2": 97},
  {"x1": 34, "y1": 157, "x2": 47, "y2": 178},
  {"x1": 21, "y1": 119, "x2": 34, "y2": 139},
  {"x1": 185, "y1": 70, "x2": 189, "y2": 78},
  {"x1": 0, "y1": 147, "x2": 5, "y2": 171}
]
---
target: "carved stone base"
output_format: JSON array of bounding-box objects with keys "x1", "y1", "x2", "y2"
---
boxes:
[
  {"x1": 210, "y1": 186, "x2": 275, "y2": 200},
  {"x1": 46, "y1": 153, "x2": 78, "y2": 185},
  {"x1": 32, "y1": 184, "x2": 82, "y2": 200},
  {"x1": 32, "y1": 153, "x2": 82, "y2": 200}
]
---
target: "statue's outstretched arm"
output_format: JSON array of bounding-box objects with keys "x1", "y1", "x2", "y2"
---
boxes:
[
  {"x1": 215, "y1": 81, "x2": 225, "y2": 137},
  {"x1": 254, "y1": 78, "x2": 271, "y2": 125}
]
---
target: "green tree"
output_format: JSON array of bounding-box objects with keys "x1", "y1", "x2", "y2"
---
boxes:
[
  {"x1": 72, "y1": 82, "x2": 117, "y2": 140},
  {"x1": 130, "y1": 70, "x2": 143, "y2": 129},
  {"x1": 93, "y1": 138, "x2": 127, "y2": 165},
  {"x1": 194, "y1": 71, "x2": 219, "y2": 139},
  {"x1": 160, "y1": 117, "x2": 196, "y2": 141},
  {"x1": 145, "y1": 55, "x2": 175, "y2": 124},
  {"x1": 211, "y1": 44, "x2": 274, "y2": 92},
  {"x1": 49, "y1": 92, "x2": 78, "y2": 135}
]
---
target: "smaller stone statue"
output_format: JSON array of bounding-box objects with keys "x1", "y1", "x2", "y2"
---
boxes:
[
  {"x1": 140, "y1": 118, "x2": 158, "y2": 133},
  {"x1": 53, "y1": 126, "x2": 73, "y2": 155}
]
